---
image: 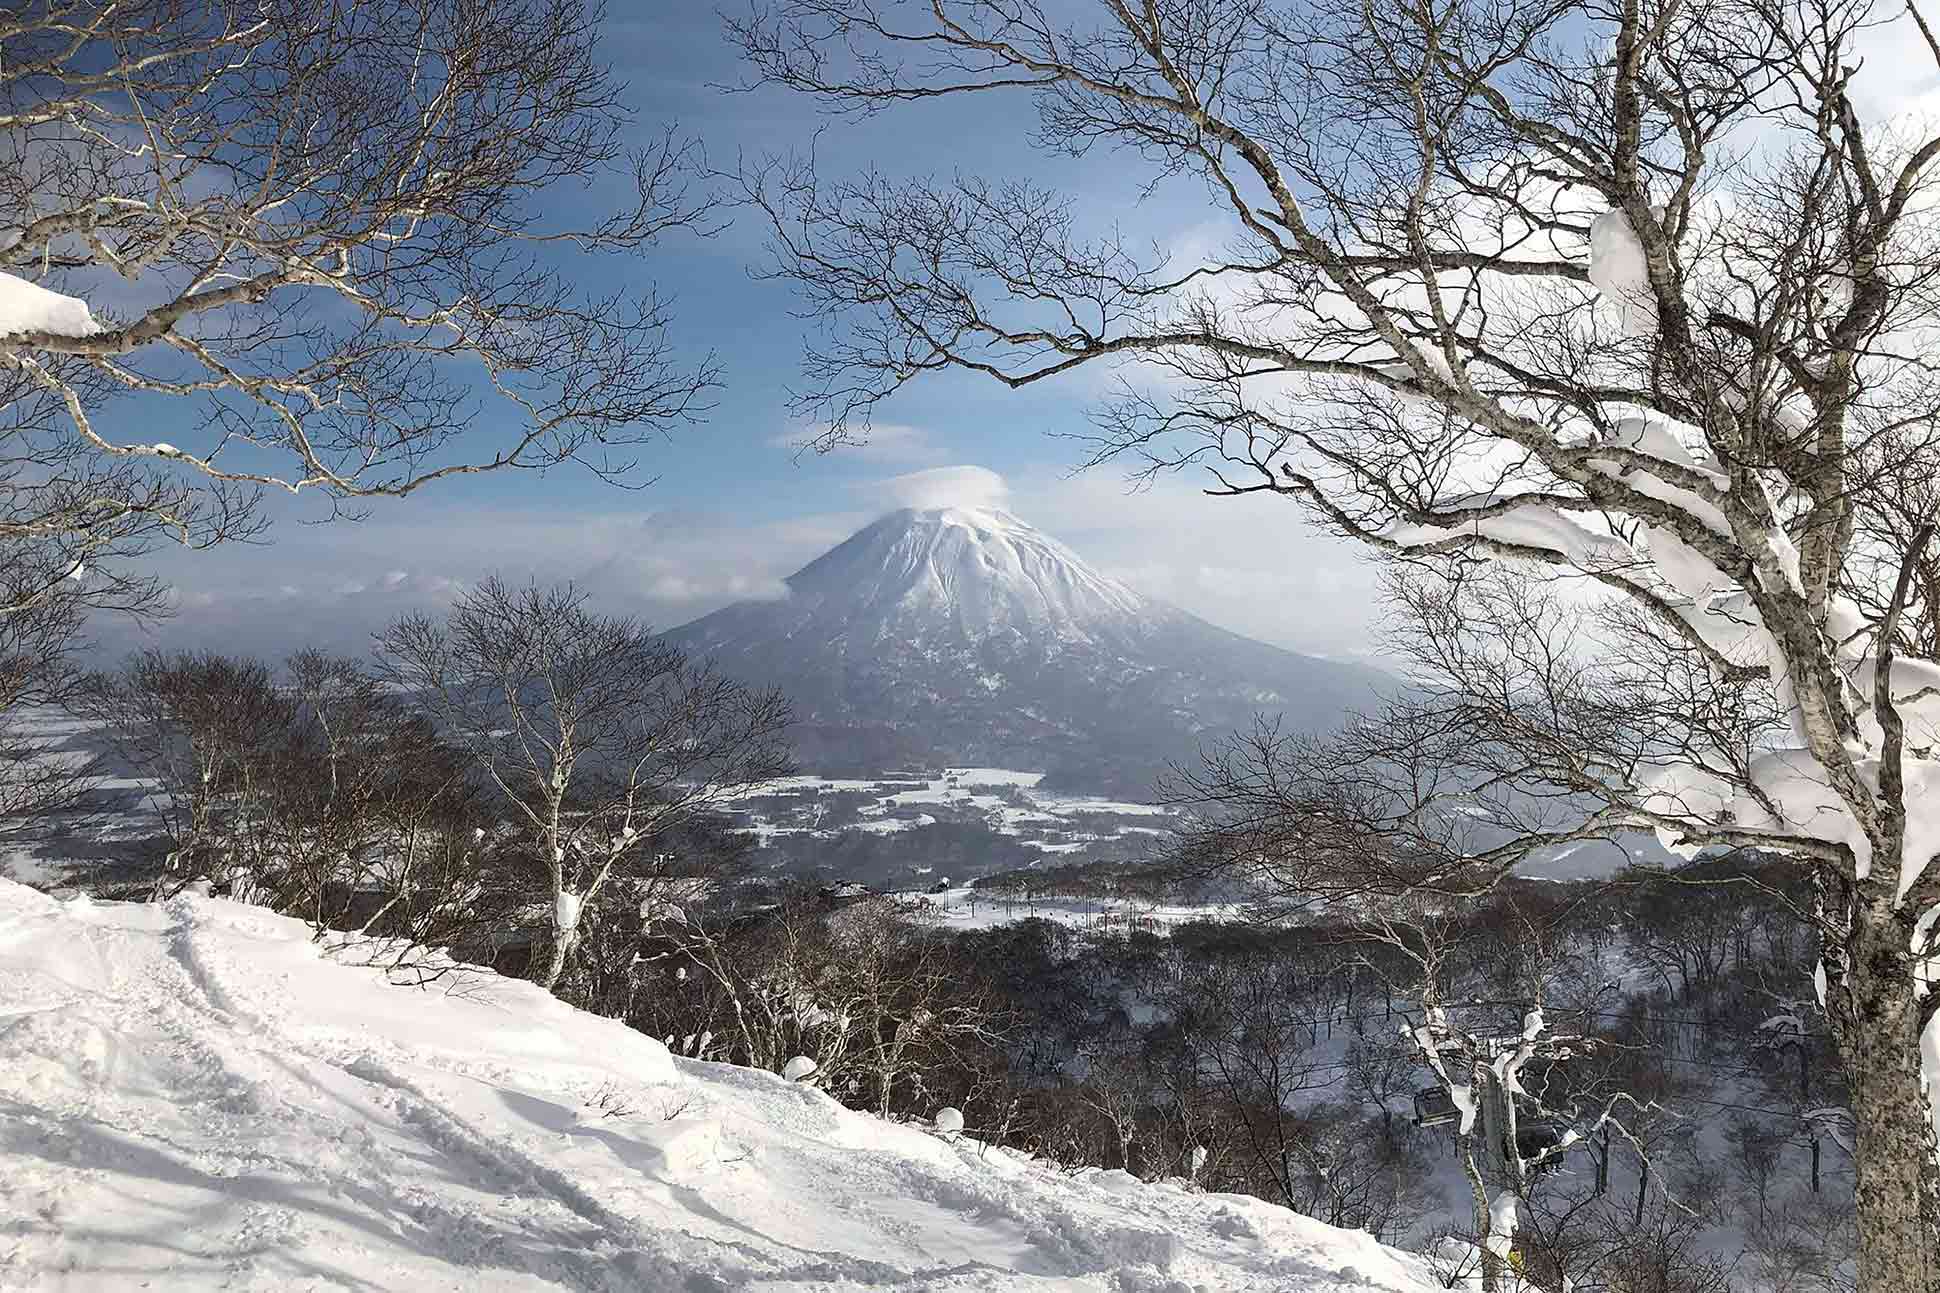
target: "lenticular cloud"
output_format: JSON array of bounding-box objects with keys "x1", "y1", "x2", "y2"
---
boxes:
[{"x1": 875, "y1": 464, "x2": 1011, "y2": 511}]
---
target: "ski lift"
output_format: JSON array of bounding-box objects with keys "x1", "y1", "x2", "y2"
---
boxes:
[
  {"x1": 1413, "y1": 1087, "x2": 1460, "y2": 1128},
  {"x1": 1515, "y1": 1121, "x2": 1565, "y2": 1175}
]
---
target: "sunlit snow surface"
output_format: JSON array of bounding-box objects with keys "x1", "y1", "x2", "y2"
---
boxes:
[
  {"x1": 0, "y1": 879, "x2": 1438, "y2": 1291},
  {"x1": 911, "y1": 885, "x2": 1246, "y2": 934},
  {"x1": 784, "y1": 507, "x2": 1148, "y2": 637},
  {"x1": 0, "y1": 272, "x2": 100, "y2": 338}
]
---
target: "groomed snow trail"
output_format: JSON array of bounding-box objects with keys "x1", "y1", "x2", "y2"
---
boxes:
[{"x1": 0, "y1": 881, "x2": 1434, "y2": 1291}]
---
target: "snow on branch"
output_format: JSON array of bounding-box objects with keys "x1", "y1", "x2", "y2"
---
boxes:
[
  {"x1": 0, "y1": 273, "x2": 101, "y2": 340},
  {"x1": 1587, "y1": 207, "x2": 1662, "y2": 335}
]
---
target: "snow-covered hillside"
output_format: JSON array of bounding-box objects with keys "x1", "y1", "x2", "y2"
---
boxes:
[{"x1": 0, "y1": 878, "x2": 1436, "y2": 1292}]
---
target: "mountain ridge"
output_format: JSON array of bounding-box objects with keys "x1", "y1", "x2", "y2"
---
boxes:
[{"x1": 665, "y1": 505, "x2": 1386, "y2": 794}]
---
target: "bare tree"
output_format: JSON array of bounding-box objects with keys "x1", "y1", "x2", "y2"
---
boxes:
[
  {"x1": 548, "y1": 810, "x2": 755, "y2": 1021},
  {"x1": 1728, "y1": 1114, "x2": 1787, "y2": 1226},
  {"x1": 1163, "y1": 943, "x2": 1338, "y2": 1210},
  {"x1": 74, "y1": 649, "x2": 293, "y2": 898},
  {"x1": 1744, "y1": 1190, "x2": 1859, "y2": 1293},
  {"x1": 67, "y1": 645, "x2": 509, "y2": 964},
  {"x1": 1344, "y1": 1031, "x2": 1420, "y2": 1141},
  {"x1": 1075, "y1": 1031, "x2": 1154, "y2": 1174},
  {"x1": 731, "y1": 3, "x2": 1940, "y2": 1282},
  {"x1": 0, "y1": 557, "x2": 99, "y2": 828},
  {"x1": 655, "y1": 887, "x2": 854, "y2": 1075},
  {"x1": 1361, "y1": 902, "x2": 1641, "y2": 1289},
  {"x1": 1602, "y1": 1201, "x2": 1741, "y2": 1293},
  {"x1": 0, "y1": 0, "x2": 718, "y2": 620},
  {"x1": 652, "y1": 889, "x2": 1007, "y2": 1121},
  {"x1": 271, "y1": 651, "x2": 487, "y2": 938},
  {"x1": 376, "y1": 577, "x2": 792, "y2": 992},
  {"x1": 1617, "y1": 862, "x2": 1760, "y2": 999},
  {"x1": 825, "y1": 896, "x2": 1009, "y2": 1120},
  {"x1": 0, "y1": 367, "x2": 182, "y2": 623}
]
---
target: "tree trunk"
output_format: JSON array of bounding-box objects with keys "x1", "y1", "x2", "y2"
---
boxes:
[
  {"x1": 1834, "y1": 905, "x2": 1940, "y2": 1293},
  {"x1": 1850, "y1": 1046, "x2": 1938, "y2": 1292},
  {"x1": 540, "y1": 925, "x2": 574, "y2": 991},
  {"x1": 1460, "y1": 1137, "x2": 1501, "y2": 1293}
]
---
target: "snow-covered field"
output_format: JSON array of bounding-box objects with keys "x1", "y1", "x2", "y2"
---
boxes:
[
  {"x1": 911, "y1": 886, "x2": 1244, "y2": 935},
  {"x1": 719, "y1": 766, "x2": 1181, "y2": 872},
  {"x1": 718, "y1": 765, "x2": 1651, "y2": 884},
  {"x1": 0, "y1": 878, "x2": 1436, "y2": 1292},
  {"x1": 724, "y1": 766, "x2": 1172, "y2": 833}
]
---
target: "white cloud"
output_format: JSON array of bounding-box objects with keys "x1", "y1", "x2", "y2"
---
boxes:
[
  {"x1": 86, "y1": 503, "x2": 860, "y2": 662},
  {"x1": 863, "y1": 464, "x2": 1011, "y2": 511},
  {"x1": 1001, "y1": 467, "x2": 1385, "y2": 658},
  {"x1": 1851, "y1": 11, "x2": 1940, "y2": 125}
]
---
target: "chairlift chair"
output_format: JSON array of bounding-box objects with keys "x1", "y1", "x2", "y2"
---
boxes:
[
  {"x1": 1413, "y1": 1087, "x2": 1460, "y2": 1128},
  {"x1": 1515, "y1": 1120, "x2": 1565, "y2": 1175}
]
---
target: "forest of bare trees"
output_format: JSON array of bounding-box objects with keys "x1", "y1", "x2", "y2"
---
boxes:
[{"x1": 66, "y1": 581, "x2": 790, "y2": 1001}]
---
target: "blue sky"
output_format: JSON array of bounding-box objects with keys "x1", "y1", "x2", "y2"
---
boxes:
[{"x1": 96, "y1": 5, "x2": 1384, "y2": 664}]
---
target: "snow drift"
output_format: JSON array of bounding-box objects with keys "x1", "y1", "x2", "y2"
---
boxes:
[{"x1": 0, "y1": 879, "x2": 1435, "y2": 1291}]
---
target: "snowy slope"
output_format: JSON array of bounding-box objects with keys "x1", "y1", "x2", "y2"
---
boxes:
[
  {"x1": 0, "y1": 879, "x2": 1435, "y2": 1292},
  {"x1": 665, "y1": 507, "x2": 1388, "y2": 793}
]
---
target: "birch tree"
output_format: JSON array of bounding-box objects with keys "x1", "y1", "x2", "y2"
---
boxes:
[
  {"x1": 732, "y1": 0, "x2": 1940, "y2": 1284},
  {"x1": 376, "y1": 577, "x2": 792, "y2": 992},
  {"x1": 0, "y1": 0, "x2": 716, "y2": 618}
]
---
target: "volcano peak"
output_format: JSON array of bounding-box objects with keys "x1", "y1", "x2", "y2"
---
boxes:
[
  {"x1": 782, "y1": 505, "x2": 1147, "y2": 637},
  {"x1": 664, "y1": 505, "x2": 1382, "y2": 793}
]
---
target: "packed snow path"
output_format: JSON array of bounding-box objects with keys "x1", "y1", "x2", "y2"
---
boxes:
[{"x1": 0, "y1": 881, "x2": 1433, "y2": 1291}]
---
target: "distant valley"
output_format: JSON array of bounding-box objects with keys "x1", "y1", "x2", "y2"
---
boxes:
[{"x1": 716, "y1": 765, "x2": 1179, "y2": 889}]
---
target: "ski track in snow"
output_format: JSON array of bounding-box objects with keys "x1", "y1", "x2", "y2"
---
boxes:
[{"x1": 0, "y1": 881, "x2": 1433, "y2": 1292}]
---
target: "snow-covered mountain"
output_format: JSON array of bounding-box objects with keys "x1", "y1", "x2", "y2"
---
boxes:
[
  {"x1": 665, "y1": 506, "x2": 1387, "y2": 793},
  {"x1": 0, "y1": 878, "x2": 1438, "y2": 1291}
]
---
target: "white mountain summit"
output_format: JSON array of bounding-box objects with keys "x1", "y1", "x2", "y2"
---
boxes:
[
  {"x1": 666, "y1": 506, "x2": 1385, "y2": 792},
  {"x1": 783, "y1": 506, "x2": 1147, "y2": 642}
]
